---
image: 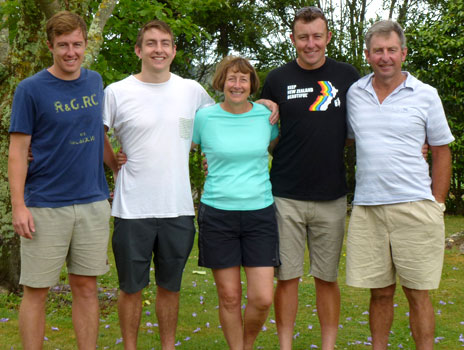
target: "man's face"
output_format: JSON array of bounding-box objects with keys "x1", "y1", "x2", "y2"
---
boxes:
[
  {"x1": 135, "y1": 28, "x2": 176, "y2": 74},
  {"x1": 47, "y1": 29, "x2": 86, "y2": 80},
  {"x1": 290, "y1": 18, "x2": 332, "y2": 70},
  {"x1": 365, "y1": 31, "x2": 407, "y2": 82}
]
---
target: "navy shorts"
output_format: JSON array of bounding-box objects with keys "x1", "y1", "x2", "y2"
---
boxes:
[
  {"x1": 112, "y1": 216, "x2": 195, "y2": 293},
  {"x1": 197, "y1": 203, "x2": 280, "y2": 269}
]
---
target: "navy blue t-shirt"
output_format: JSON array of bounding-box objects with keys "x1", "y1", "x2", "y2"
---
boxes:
[{"x1": 9, "y1": 68, "x2": 109, "y2": 207}]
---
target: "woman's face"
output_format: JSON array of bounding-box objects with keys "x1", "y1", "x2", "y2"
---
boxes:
[{"x1": 223, "y1": 68, "x2": 251, "y2": 106}]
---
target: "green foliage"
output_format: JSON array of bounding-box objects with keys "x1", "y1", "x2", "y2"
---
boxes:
[{"x1": 406, "y1": 0, "x2": 464, "y2": 214}]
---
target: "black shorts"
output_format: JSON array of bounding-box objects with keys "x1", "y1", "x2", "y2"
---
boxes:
[
  {"x1": 197, "y1": 203, "x2": 280, "y2": 269},
  {"x1": 112, "y1": 216, "x2": 195, "y2": 293}
]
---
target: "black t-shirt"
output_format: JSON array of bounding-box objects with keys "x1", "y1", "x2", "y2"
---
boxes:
[{"x1": 261, "y1": 58, "x2": 359, "y2": 201}]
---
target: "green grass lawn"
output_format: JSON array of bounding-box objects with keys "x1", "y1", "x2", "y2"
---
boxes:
[{"x1": 1, "y1": 216, "x2": 463, "y2": 349}]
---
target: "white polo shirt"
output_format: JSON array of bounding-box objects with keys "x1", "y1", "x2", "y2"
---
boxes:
[{"x1": 347, "y1": 72, "x2": 454, "y2": 205}]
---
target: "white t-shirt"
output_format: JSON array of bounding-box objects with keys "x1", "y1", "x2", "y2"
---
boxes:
[
  {"x1": 103, "y1": 74, "x2": 214, "y2": 218},
  {"x1": 347, "y1": 72, "x2": 454, "y2": 205}
]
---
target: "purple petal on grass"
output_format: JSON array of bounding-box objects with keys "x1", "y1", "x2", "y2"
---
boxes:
[
  {"x1": 346, "y1": 317, "x2": 352, "y2": 321},
  {"x1": 359, "y1": 321, "x2": 368, "y2": 325},
  {"x1": 312, "y1": 309, "x2": 317, "y2": 313},
  {"x1": 262, "y1": 325, "x2": 267, "y2": 331},
  {"x1": 0, "y1": 318, "x2": 9, "y2": 322},
  {"x1": 242, "y1": 304, "x2": 246, "y2": 309},
  {"x1": 147, "y1": 329, "x2": 153, "y2": 334},
  {"x1": 51, "y1": 326, "x2": 59, "y2": 331},
  {"x1": 115, "y1": 338, "x2": 123, "y2": 344},
  {"x1": 394, "y1": 303, "x2": 398, "y2": 307},
  {"x1": 192, "y1": 281, "x2": 197, "y2": 287},
  {"x1": 435, "y1": 337, "x2": 444, "y2": 343},
  {"x1": 398, "y1": 344, "x2": 404, "y2": 348},
  {"x1": 192, "y1": 312, "x2": 197, "y2": 317},
  {"x1": 146, "y1": 322, "x2": 153, "y2": 327},
  {"x1": 437, "y1": 309, "x2": 442, "y2": 315},
  {"x1": 145, "y1": 311, "x2": 151, "y2": 316},
  {"x1": 362, "y1": 311, "x2": 369, "y2": 315},
  {"x1": 154, "y1": 323, "x2": 159, "y2": 327},
  {"x1": 308, "y1": 324, "x2": 313, "y2": 330},
  {"x1": 175, "y1": 341, "x2": 181, "y2": 346},
  {"x1": 206, "y1": 322, "x2": 210, "y2": 328},
  {"x1": 368, "y1": 336, "x2": 372, "y2": 341},
  {"x1": 339, "y1": 324, "x2": 343, "y2": 329},
  {"x1": 406, "y1": 312, "x2": 410, "y2": 317},
  {"x1": 461, "y1": 322, "x2": 464, "y2": 325},
  {"x1": 310, "y1": 345, "x2": 318, "y2": 348},
  {"x1": 293, "y1": 332, "x2": 300, "y2": 339},
  {"x1": 439, "y1": 300, "x2": 446, "y2": 305},
  {"x1": 193, "y1": 328, "x2": 201, "y2": 333},
  {"x1": 105, "y1": 324, "x2": 110, "y2": 329},
  {"x1": 184, "y1": 337, "x2": 191, "y2": 341},
  {"x1": 44, "y1": 337, "x2": 49, "y2": 341},
  {"x1": 453, "y1": 267, "x2": 459, "y2": 270},
  {"x1": 364, "y1": 342, "x2": 372, "y2": 345},
  {"x1": 270, "y1": 319, "x2": 276, "y2": 324}
]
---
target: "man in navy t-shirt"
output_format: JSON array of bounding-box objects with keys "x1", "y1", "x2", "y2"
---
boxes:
[{"x1": 8, "y1": 11, "x2": 117, "y2": 349}]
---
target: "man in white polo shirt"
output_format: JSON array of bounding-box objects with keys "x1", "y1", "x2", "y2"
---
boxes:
[{"x1": 346, "y1": 20, "x2": 453, "y2": 349}]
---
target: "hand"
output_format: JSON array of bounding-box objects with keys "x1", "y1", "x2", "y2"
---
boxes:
[
  {"x1": 12, "y1": 205, "x2": 35, "y2": 239},
  {"x1": 421, "y1": 143, "x2": 429, "y2": 160},
  {"x1": 202, "y1": 153, "x2": 208, "y2": 176},
  {"x1": 117, "y1": 149, "x2": 128, "y2": 169},
  {"x1": 255, "y1": 99, "x2": 279, "y2": 125},
  {"x1": 27, "y1": 146, "x2": 34, "y2": 162}
]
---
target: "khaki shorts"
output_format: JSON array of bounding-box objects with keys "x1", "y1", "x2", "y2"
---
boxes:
[
  {"x1": 20, "y1": 200, "x2": 111, "y2": 288},
  {"x1": 346, "y1": 200, "x2": 445, "y2": 290},
  {"x1": 274, "y1": 196, "x2": 346, "y2": 282}
]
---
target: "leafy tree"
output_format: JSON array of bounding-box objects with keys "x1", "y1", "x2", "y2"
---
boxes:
[{"x1": 405, "y1": 0, "x2": 464, "y2": 214}]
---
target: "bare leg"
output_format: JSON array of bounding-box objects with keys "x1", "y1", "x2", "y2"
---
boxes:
[
  {"x1": 156, "y1": 286, "x2": 180, "y2": 350},
  {"x1": 243, "y1": 266, "x2": 274, "y2": 350},
  {"x1": 69, "y1": 274, "x2": 100, "y2": 350},
  {"x1": 314, "y1": 277, "x2": 340, "y2": 350},
  {"x1": 19, "y1": 286, "x2": 49, "y2": 350},
  {"x1": 370, "y1": 284, "x2": 396, "y2": 350},
  {"x1": 212, "y1": 266, "x2": 244, "y2": 350},
  {"x1": 402, "y1": 286, "x2": 434, "y2": 350},
  {"x1": 274, "y1": 278, "x2": 299, "y2": 350},
  {"x1": 118, "y1": 290, "x2": 142, "y2": 350}
]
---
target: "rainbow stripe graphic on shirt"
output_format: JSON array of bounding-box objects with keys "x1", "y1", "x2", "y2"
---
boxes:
[{"x1": 309, "y1": 81, "x2": 338, "y2": 111}]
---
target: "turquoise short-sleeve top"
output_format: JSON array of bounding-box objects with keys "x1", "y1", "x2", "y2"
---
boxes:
[{"x1": 193, "y1": 102, "x2": 278, "y2": 210}]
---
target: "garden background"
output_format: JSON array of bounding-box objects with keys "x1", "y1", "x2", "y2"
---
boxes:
[{"x1": 0, "y1": 0, "x2": 463, "y2": 348}]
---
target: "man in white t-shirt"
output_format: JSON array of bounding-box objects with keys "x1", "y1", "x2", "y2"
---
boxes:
[
  {"x1": 103, "y1": 20, "x2": 214, "y2": 350},
  {"x1": 104, "y1": 20, "x2": 277, "y2": 350},
  {"x1": 346, "y1": 20, "x2": 454, "y2": 349}
]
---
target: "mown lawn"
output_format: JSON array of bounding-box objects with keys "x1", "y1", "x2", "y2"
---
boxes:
[{"x1": 1, "y1": 216, "x2": 463, "y2": 349}]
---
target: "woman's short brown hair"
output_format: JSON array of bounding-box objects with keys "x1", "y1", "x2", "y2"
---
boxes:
[
  {"x1": 212, "y1": 56, "x2": 260, "y2": 95},
  {"x1": 46, "y1": 11, "x2": 87, "y2": 46}
]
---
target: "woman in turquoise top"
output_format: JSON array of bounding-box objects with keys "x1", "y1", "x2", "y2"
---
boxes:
[{"x1": 192, "y1": 56, "x2": 279, "y2": 350}]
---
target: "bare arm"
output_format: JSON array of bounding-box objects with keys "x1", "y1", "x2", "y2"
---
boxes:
[
  {"x1": 430, "y1": 144, "x2": 452, "y2": 203},
  {"x1": 345, "y1": 138, "x2": 355, "y2": 147},
  {"x1": 268, "y1": 136, "x2": 280, "y2": 155},
  {"x1": 255, "y1": 99, "x2": 279, "y2": 125},
  {"x1": 103, "y1": 128, "x2": 119, "y2": 173},
  {"x1": 8, "y1": 133, "x2": 34, "y2": 239}
]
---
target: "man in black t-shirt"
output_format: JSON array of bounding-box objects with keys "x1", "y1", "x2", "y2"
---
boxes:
[{"x1": 261, "y1": 6, "x2": 359, "y2": 350}]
